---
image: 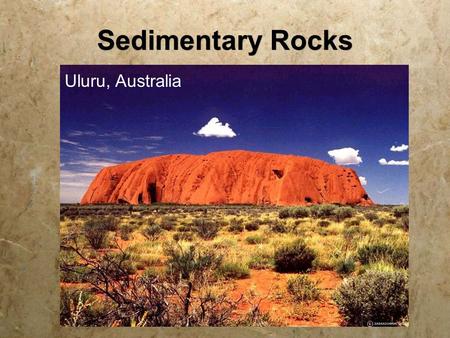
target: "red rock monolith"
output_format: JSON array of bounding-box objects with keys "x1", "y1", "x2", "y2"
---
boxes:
[{"x1": 80, "y1": 150, "x2": 373, "y2": 206}]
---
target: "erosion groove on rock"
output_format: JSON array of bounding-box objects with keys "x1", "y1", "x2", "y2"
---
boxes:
[{"x1": 81, "y1": 150, "x2": 373, "y2": 206}]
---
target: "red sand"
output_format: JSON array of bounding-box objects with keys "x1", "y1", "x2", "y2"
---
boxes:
[{"x1": 230, "y1": 269, "x2": 343, "y2": 327}]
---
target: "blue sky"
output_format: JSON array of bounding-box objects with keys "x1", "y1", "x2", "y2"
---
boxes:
[{"x1": 60, "y1": 65, "x2": 408, "y2": 204}]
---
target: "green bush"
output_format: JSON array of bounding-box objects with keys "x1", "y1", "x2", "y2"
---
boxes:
[
  {"x1": 334, "y1": 207, "x2": 355, "y2": 222},
  {"x1": 245, "y1": 234, "x2": 266, "y2": 244},
  {"x1": 334, "y1": 257, "x2": 356, "y2": 274},
  {"x1": 315, "y1": 204, "x2": 338, "y2": 218},
  {"x1": 193, "y1": 218, "x2": 219, "y2": 240},
  {"x1": 217, "y1": 262, "x2": 250, "y2": 279},
  {"x1": 142, "y1": 224, "x2": 163, "y2": 240},
  {"x1": 248, "y1": 250, "x2": 274, "y2": 270},
  {"x1": 333, "y1": 271, "x2": 408, "y2": 326},
  {"x1": 164, "y1": 243, "x2": 222, "y2": 281},
  {"x1": 291, "y1": 207, "x2": 310, "y2": 218},
  {"x1": 279, "y1": 207, "x2": 311, "y2": 219},
  {"x1": 357, "y1": 242, "x2": 408, "y2": 269},
  {"x1": 287, "y1": 274, "x2": 321, "y2": 302},
  {"x1": 274, "y1": 239, "x2": 316, "y2": 273},
  {"x1": 393, "y1": 205, "x2": 409, "y2": 218}
]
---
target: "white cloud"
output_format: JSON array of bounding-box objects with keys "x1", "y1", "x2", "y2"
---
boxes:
[
  {"x1": 68, "y1": 130, "x2": 97, "y2": 137},
  {"x1": 390, "y1": 144, "x2": 408, "y2": 152},
  {"x1": 67, "y1": 160, "x2": 118, "y2": 168},
  {"x1": 60, "y1": 170, "x2": 96, "y2": 178},
  {"x1": 193, "y1": 117, "x2": 236, "y2": 138},
  {"x1": 359, "y1": 176, "x2": 367, "y2": 186},
  {"x1": 133, "y1": 136, "x2": 164, "y2": 141},
  {"x1": 379, "y1": 158, "x2": 409, "y2": 166},
  {"x1": 61, "y1": 139, "x2": 80, "y2": 146},
  {"x1": 60, "y1": 170, "x2": 98, "y2": 203},
  {"x1": 328, "y1": 147, "x2": 362, "y2": 165}
]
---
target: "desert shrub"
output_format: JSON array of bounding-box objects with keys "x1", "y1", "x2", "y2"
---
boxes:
[
  {"x1": 212, "y1": 238, "x2": 237, "y2": 249},
  {"x1": 62, "y1": 240, "x2": 241, "y2": 327},
  {"x1": 287, "y1": 274, "x2": 321, "y2": 302},
  {"x1": 373, "y1": 218, "x2": 385, "y2": 227},
  {"x1": 274, "y1": 240, "x2": 316, "y2": 273},
  {"x1": 364, "y1": 212, "x2": 379, "y2": 222},
  {"x1": 248, "y1": 250, "x2": 274, "y2": 270},
  {"x1": 84, "y1": 218, "x2": 110, "y2": 249},
  {"x1": 172, "y1": 232, "x2": 194, "y2": 241},
  {"x1": 334, "y1": 207, "x2": 355, "y2": 222},
  {"x1": 278, "y1": 208, "x2": 291, "y2": 219},
  {"x1": 343, "y1": 226, "x2": 360, "y2": 241},
  {"x1": 160, "y1": 216, "x2": 177, "y2": 230},
  {"x1": 60, "y1": 265, "x2": 92, "y2": 283},
  {"x1": 309, "y1": 205, "x2": 320, "y2": 218},
  {"x1": 333, "y1": 271, "x2": 408, "y2": 326},
  {"x1": 291, "y1": 207, "x2": 310, "y2": 218},
  {"x1": 393, "y1": 205, "x2": 409, "y2": 218},
  {"x1": 357, "y1": 242, "x2": 408, "y2": 269},
  {"x1": 100, "y1": 216, "x2": 119, "y2": 231},
  {"x1": 100, "y1": 252, "x2": 137, "y2": 279},
  {"x1": 279, "y1": 207, "x2": 310, "y2": 219},
  {"x1": 269, "y1": 221, "x2": 287, "y2": 233},
  {"x1": 316, "y1": 204, "x2": 338, "y2": 218},
  {"x1": 245, "y1": 234, "x2": 267, "y2": 244},
  {"x1": 164, "y1": 243, "x2": 222, "y2": 282},
  {"x1": 344, "y1": 219, "x2": 360, "y2": 227},
  {"x1": 177, "y1": 223, "x2": 194, "y2": 232},
  {"x1": 60, "y1": 288, "x2": 112, "y2": 326},
  {"x1": 385, "y1": 217, "x2": 397, "y2": 224},
  {"x1": 358, "y1": 261, "x2": 397, "y2": 275},
  {"x1": 317, "y1": 220, "x2": 330, "y2": 227},
  {"x1": 334, "y1": 256, "x2": 356, "y2": 274},
  {"x1": 229, "y1": 217, "x2": 244, "y2": 226},
  {"x1": 244, "y1": 222, "x2": 260, "y2": 231},
  {"x1": 142, "y1": 224, "x2": 163, "y2": 240},
  {"x1": 398, "y1": 215, "x2": 409, "y2": 231},
  {"x1": 193, "y1": 218, "x2": 219, "y2": 240},
  {"x1": 141, "y1": 267, "x2": 160, "y2": 280},
  {"x1": 218, "y1": 262, "x2": 250, "y2": 279},
  {"x1": 119, "y1": 223, "x2": 134, "y2": 240},
  {"x1": 228, "y1": 223, "x2": 244, "y2": 233}
]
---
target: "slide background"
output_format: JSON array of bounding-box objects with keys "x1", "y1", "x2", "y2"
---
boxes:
[{"x1": 1, "y1": 1, "x2": 448, "y2": 337}]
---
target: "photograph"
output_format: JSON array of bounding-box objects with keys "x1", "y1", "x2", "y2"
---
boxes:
[{"x1": 59, "y1": 65, "x2": 409, "y2": 327}]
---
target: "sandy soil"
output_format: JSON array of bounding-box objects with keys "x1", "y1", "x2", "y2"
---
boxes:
[{"x1": 230, "y1": 269, "x2": 343, "y2": 327}]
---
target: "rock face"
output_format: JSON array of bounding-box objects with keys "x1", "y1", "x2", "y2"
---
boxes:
[{"x1": 81, "y1": 150, "x2": 373, "y2": 206}]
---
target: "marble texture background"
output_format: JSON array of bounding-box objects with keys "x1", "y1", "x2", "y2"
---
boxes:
[{"x1": 0, "y1": 0, "x2": 449, "y2": 337}]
